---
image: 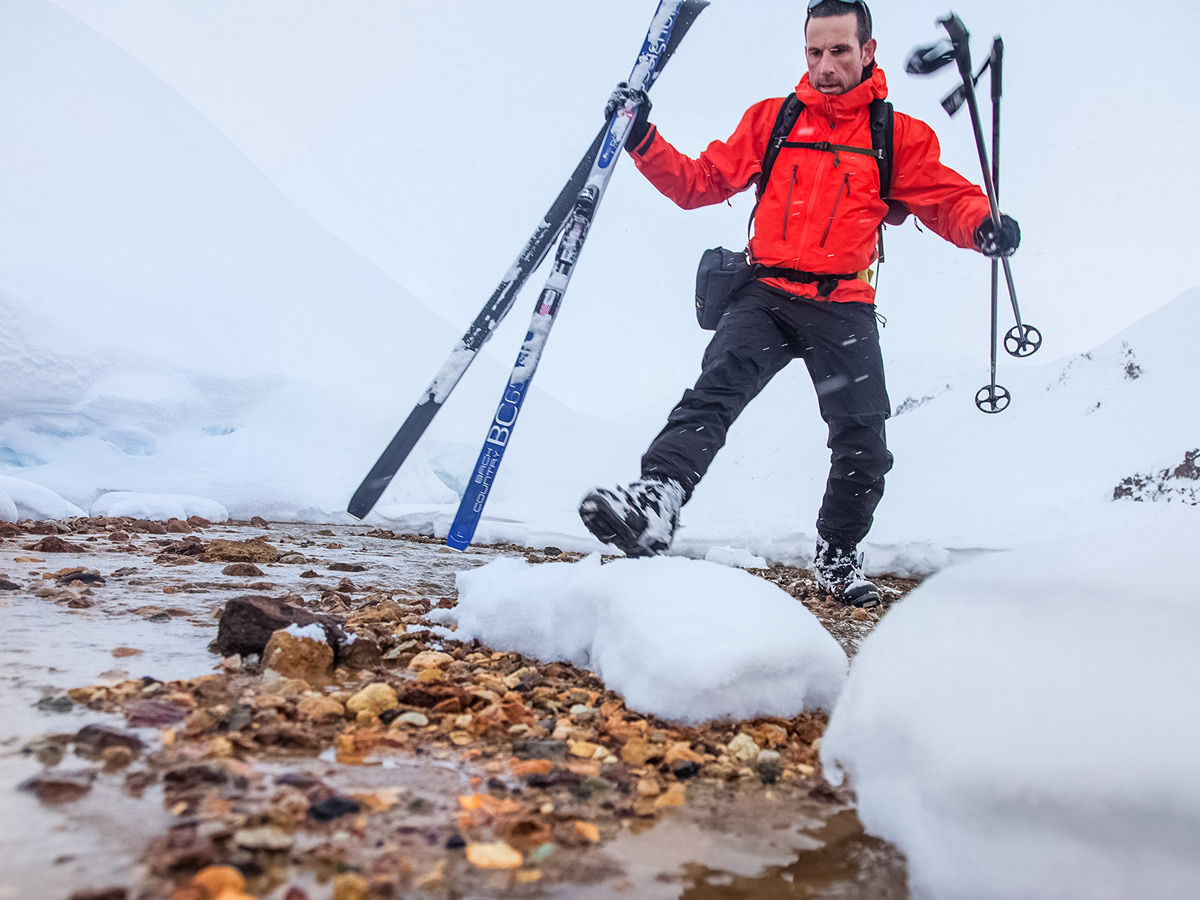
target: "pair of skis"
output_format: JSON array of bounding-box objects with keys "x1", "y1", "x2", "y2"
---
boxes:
[{"x1": 347, "y1": 0, "x2": 708, "y2": 548}]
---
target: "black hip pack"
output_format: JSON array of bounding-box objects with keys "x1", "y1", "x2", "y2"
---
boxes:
[{"x1": 694, "y1": 247, "x2": 756, "y2": 330}]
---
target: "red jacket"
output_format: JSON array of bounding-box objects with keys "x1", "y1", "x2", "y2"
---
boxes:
[{"x1": 631, "y1": 67, "x2": 992, "y2": 304}]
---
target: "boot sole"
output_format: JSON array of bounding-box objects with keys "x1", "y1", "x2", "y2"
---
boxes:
[{"x1": 579, "y1": 493, "x2": 655, "y2": 558}]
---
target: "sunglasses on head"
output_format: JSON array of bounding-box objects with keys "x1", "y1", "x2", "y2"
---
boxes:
[{"x1": 807, "y1": 0, "x2": 873, "y2": 33}]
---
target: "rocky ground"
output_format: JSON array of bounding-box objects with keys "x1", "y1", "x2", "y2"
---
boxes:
[{"x1": 0, "y1": 517, "x2": 919, "y2": 900}]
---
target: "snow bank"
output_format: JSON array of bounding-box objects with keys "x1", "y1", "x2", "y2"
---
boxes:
[
  {"x1": 91, "y1": 492, "x2": 228, "y2": 523},
  {"x1": 433, "y1": 555, "x2": 847, "y2": 724},
  {"x1": 820, "y1": 523, "x2": 1200, "y2": 900},
  {"x1": 0, "y1": 476, "x2": 85, "y2": 521}
]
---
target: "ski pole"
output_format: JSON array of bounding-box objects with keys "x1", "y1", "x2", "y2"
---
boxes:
[{"x1": 938, "y1": 14, "x2": 1040, "y2": 363}]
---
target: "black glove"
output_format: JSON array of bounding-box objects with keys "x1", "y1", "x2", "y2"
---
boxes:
[
  {"x1": 974, "y1": 214, "x2": 1021, "y2": 258},
  {"x1": 604, "y1": 82, "x2": 653, "y2": 150}
]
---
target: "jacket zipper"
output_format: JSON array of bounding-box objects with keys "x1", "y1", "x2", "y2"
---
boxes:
[
  {"x1": 782, "y1": 165, "x2": 798, "y2": 241},
  {"x1": 819, "y1": 173, "x2": 851, "y2": 248}
]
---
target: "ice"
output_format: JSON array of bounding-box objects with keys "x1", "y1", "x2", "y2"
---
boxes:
[
  {"x1": 432, "y1": 555, "x2": 847, "y2": 724},
  {"x1": 820, "y1": 522, "x2": 1200, "y2": 900},
  {"x1": 90, "y1": 492, "x2": 229, "y2": 523},
  {"x1": 0, "y1": 476, "x2": 85, "y2": 521}
]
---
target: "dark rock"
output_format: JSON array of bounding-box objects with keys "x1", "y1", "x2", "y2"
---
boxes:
[
  {"x1": 146, "y1": 611, "x2": 171, "y2": 623},
  {"x1": 512, "y1": 739, "x2": 569, "y2": 761},
  {"x1": 250, "y1": 516, "x2": 270, "y2": 528},
  {"x1": 0, "y1": 523, "x2": 19, "y2": 537},
  {"x1": 57, "y1": 570, "x2": 105, "y2": 586},
  {"x1": 69, "y1": 887, "x2": 128, "y2": 900},
  {"x1": 222, "y1": 563, "x2": 265, "y2": 577},
  {"x1": 26, "y1": 522, "x2": 61, "y2": 535},
  {"x1": 108, "y1": 531, "x2": 130, "y2": 542},
  {"x1": 377, "y1": 709, "x2": 402, "y2": 726},
  {"x1": 211, "y1": 594, "x2": 345, "y2": 658},
  {"x1": 73, "y1": 724, "x2": 146, "y2": 759},
  {"x1": 163, "y1": 763, "x2": 231, "y2": 792},
  {"x1": 336, "y1": 578, "x2": 360, "y2": 592},
  {"x1": 220, "y1": 704, "x2": 254, "y2": 733},
  {"x1": 25, "y1": 535, "x2": 87, "y2": 553},
  {"x1": 328, "y1": 562, "x2": 366, "y2": 573},
  {"x1": 0, "y1": 578, "x2": 19, "y2": 591},
  {"x1": 124, "y1": 699, "x2": 191, "y2": 728},
  {"x1": 445, "y1": 834, "x2": 467, "y2": 850},
  {"x1": 19, "y1": 770, "x2": 96, "y2": 803},
  {"x1": 543, "y1": 546, "x2": 563, "y2": 556},
  {"x1": 307, "y1": 795, "x2": 361, "y2": 822},
  {"x1": 35, "y1": 694, "x2": 74, "y2": 714},
  {"x1": 671, "y1": 760, "x2": 701, "y2": 780}
]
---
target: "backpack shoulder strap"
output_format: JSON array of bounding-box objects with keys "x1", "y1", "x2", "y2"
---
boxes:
[
  {"x1": 757, "y1": 93, "x2": 805, "y2": 200},
  {"x1": 869, "y1": 98, "x2": 894, "y2": 199}
]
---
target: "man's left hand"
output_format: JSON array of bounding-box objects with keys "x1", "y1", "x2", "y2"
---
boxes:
[{"x1": 975, "y1": 214, "x2": 1021, "y2": 258}]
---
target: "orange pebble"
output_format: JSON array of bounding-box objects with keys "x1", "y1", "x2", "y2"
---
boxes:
[{"x1": 192, "y1": 866, "x2": 245, "y2": 898}]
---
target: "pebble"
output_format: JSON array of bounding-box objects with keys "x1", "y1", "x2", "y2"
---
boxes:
[
  {"x1": 391, "y1": 712, "x2": 429, "y2": 728},
  {"x1": 465, "y1": 841, "x2": 523, "y2": 870},
  {"x1": 727, "y1": 733, "x2": 761, "y2": 763},
  {"x1": 755, "y1": 749, "x2": 784, "y2": 784},
  {"x1": 407, "y1": 650, "x2": 453, "y2": 671}
]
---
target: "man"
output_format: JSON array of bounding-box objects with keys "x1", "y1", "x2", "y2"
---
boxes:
[{"x1": 579, "y1": 0, "x2": 1020, "y2": 606}]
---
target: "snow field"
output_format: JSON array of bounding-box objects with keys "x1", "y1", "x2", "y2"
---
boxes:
[
  {"x1": 431, "y1": 554, "x2": 848, "y2": 725},
  {"x1": 820, "y1": 523, "x2": 1200, "y2": 900}
]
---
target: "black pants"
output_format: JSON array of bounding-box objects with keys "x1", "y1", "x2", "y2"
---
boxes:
[{"x1": 641, "y1": 280, "x2": 894, "y2": 548}]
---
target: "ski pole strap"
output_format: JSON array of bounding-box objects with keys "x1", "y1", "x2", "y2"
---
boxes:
[
  {"x1": 779, "y1": 141, "x2": 883, "y2": 168},
  {"x1": 754, "y1": 264, "x2": 859, "y2": 298}
]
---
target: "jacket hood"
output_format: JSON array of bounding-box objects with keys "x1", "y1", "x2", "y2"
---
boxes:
[{"x1": 794, "y1": 65, "x2": 889, "y2": 115}]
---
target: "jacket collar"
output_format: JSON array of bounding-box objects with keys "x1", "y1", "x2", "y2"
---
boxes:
[{"x1": 794, "y1": 65, "x2": 889, "y2": 122}]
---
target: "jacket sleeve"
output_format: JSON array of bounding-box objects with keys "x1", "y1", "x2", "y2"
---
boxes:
[
  {"x1": 628, "y1": 99, "x2": 782, "y2": 210},
  {"x1": 890, "y1": 113, "x2": 993, "y2": 250}
]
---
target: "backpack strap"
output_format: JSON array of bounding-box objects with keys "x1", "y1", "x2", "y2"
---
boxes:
[{"x1": 869, "y1": 98, "x2": 894, "y2": 199}]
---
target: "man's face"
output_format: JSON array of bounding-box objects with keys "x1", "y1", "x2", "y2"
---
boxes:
[{"x1": 805, "y1": 13, "x2": 877, "y2": 95}]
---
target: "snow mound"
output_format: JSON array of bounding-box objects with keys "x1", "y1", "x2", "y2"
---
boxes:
[
  {"x1": 91, "y1": 492, "x2": 229, "y2": 523},
  {"x1": 820, "y1": 523, "x2": 1200, "y2": 900},
  {"x1": 433, "y1": 555, "x2": 848, "y2": 725},
  {"x1": 0, "y1": 477, "x2": 86, "y2": 521}
]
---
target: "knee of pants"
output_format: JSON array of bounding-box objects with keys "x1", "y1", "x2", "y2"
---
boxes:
[{"x1": 827, "y1": 419, "x2": 894, "y2": 479}]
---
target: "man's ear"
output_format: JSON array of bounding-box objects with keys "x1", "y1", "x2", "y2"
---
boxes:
[{"x1": 861, "y1": 37, "x2": 878, "y2": 68}]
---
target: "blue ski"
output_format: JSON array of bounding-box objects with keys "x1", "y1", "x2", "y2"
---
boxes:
[{"x1": 447, "y1": 0, "x2": 702, "y2": 550}]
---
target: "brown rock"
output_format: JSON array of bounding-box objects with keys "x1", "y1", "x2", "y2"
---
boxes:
[
  {"x1": 201, "y1": 538, "x2": 281, "y2": 564},
  {"x1": 211, "y1": 595, "x2": 343, "y2": 658},
  {"x1": 345, "y1": 683, "x2": 399, "y2": 718},
  {"x1": 328, "y1": 562, "x2": 366, "y2": 573},
  {"x1": 663, "y1": 742, "x2": 704, "y2": 767},
  {"x1": 407, "y1": 650, "x2": 453, "y2": 671},
  {"x1": 250, "y1": 516, "x2": 270, "y2": 528},
  {"x1": 222, "y1": 563, "x2": 264, "y2": 577},
  {"x1": 166, "y1": 518, "x2": 193, "y2": 533},
  {"x1": 332, "y1": 873, "x2": 371, "y2": 900},
  {"x1": 19, "y1": 770, "x2": 96, "y2": 803},
  {"x1": 73, "y1": 724, "x2": 146, "y2": 759},
  {"x1": 25, "y1": 535, "x2": 87, "y2": 553},
  {"x1": 296, "y1": 696, "x2": 345, "y2": 721},
  {"x1": 186, "y1": 515, "x2": 212, "y2": 528},
  {"x1": 108, "y1": 531, "x2": 130, "y2": 543},
  {"x1": 263, "y1": 630, "x2": 334, "y2": 687},
  {"x1": 340, "y1": 636, "x2": 383, "y2": 670},
  {"x1": 620, "y1": 739, "x2": 663, "y2": 767}
]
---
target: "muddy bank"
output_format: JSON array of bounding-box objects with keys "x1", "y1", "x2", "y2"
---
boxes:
[{"x1": 0, "y1": 518, "x2": 914, "y2": 899}]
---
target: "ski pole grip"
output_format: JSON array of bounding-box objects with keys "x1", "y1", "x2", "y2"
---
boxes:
[{"x1": 991, "y1": 37, "x2": 1003, "y2": 103}]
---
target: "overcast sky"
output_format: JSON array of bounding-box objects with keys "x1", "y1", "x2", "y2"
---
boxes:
[{"x1": 44, "y1": 0, "x2": 1200, "y2": 416}]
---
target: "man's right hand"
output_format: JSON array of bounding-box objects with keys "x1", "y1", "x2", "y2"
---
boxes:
[{"x1": 605, "y1": 82, "x2": 653, "y2": 150}]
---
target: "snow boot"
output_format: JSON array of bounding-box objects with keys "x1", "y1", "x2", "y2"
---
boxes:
[
  {"x1": 813, "y1": 538, "x2": 880, "y2": 608},
  {"x1": 578, "y1": 477, "x2": 685, "y2": 558}
]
